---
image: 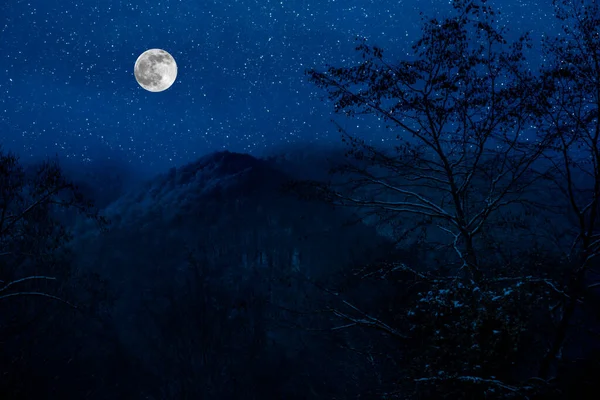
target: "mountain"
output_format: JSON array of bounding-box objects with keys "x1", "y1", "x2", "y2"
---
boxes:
[
  {"x1": 70, "y1": 150, "x2": 397, "y2": 399},
  {"x1": 101, "y1": 150, "x2": 288, "y2": 228}
]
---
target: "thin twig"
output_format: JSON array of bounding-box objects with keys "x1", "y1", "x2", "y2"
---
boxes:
[{"x1": 0, "y1": 291, "x2": 77, "y2": 308}]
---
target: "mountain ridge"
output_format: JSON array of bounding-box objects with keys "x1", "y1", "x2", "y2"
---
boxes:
[{"x1": 101, "y1": 150, "x2": 291, "y2": 229}]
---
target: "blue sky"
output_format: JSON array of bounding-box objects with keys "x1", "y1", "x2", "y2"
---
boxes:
[{"x1": 0, "y1": 0, "x2": 560, "y2": 173}]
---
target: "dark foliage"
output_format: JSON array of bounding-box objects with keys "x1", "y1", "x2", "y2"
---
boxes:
[
  {"x1": 295, "y1": 0, "x2": 600, "y2": 398},
  {"x1": 0, "y1": 147, "x2": 113, "y2": 398}
]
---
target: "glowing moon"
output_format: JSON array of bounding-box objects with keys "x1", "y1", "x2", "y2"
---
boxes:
[{"x1": 134, "y1": 49, "x2": 177, "y2": 92}]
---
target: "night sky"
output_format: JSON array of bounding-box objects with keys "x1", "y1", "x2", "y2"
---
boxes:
[{"x1": 0, "y1": 0, "x2": 559, "y2": 174}]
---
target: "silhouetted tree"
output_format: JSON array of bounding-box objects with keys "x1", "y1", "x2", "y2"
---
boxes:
[
  {"x1": 0, "y1": 148, "x2": 106, "y2": 303},
  {"x1": 303, "y1": 0, "x2": 570, "y2": 397},
  {"x1": 307, "y1": 0, "x2": 553, "y2": 282},
  {"x1": 532, "y1": 0, "x2": 600, "y2": 383},
  {"x1": 0, "y1": 147, "x2": 108, "y2": 397}
]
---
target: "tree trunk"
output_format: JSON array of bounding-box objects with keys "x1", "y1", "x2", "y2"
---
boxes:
[
  {"x1": 539, "y1": 267, "x2": 585, "y2": 379},
  {"x1": 539, "y1": 296, "x2": 576, "y2": 379},
  {"x1": 464, "y1": 234, "x2": 483, "y2": 282}
]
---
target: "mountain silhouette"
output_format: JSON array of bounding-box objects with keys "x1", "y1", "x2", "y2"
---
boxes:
[{"x1": 67, "y1": 149, "x2": 397, "y2": 400}]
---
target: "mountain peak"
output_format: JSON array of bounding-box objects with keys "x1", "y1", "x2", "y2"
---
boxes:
[
  {"x1": 172, "y1": 150, "x2": 261, "y2": 186},
  {"x1": 103, "y1": 150, "x2": 287, "y2": 228}
]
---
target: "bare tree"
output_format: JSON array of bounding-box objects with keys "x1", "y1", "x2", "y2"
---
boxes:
[
  {"x1": 532, "y1": 0, "x2": 600, "y2": 380},
  {"x1": 300, "y1": 0, "x2": 570, "y2": 397},
  {"x1": 306, "y1": 0, "x2": 550, "y2": 284},
  {"x1": 0, "y1": 147, "x2": 106, "y2": 304}
]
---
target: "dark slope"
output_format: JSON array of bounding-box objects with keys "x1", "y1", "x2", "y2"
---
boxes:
[
  {"x1": 72, "y1": 150, "x2": 397, "y2": 399},
  {"x1": 88, "y1": 149, "x2": 393, "y2": 305}
]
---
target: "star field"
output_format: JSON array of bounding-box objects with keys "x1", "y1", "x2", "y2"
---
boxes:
[{"x1": 0, "y1": 0, "x2": 561, "y2": 172}]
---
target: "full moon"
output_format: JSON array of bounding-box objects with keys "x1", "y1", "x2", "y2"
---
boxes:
[{"x1": 134, "y1": 49, "x2": 178, "y2": 92}]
